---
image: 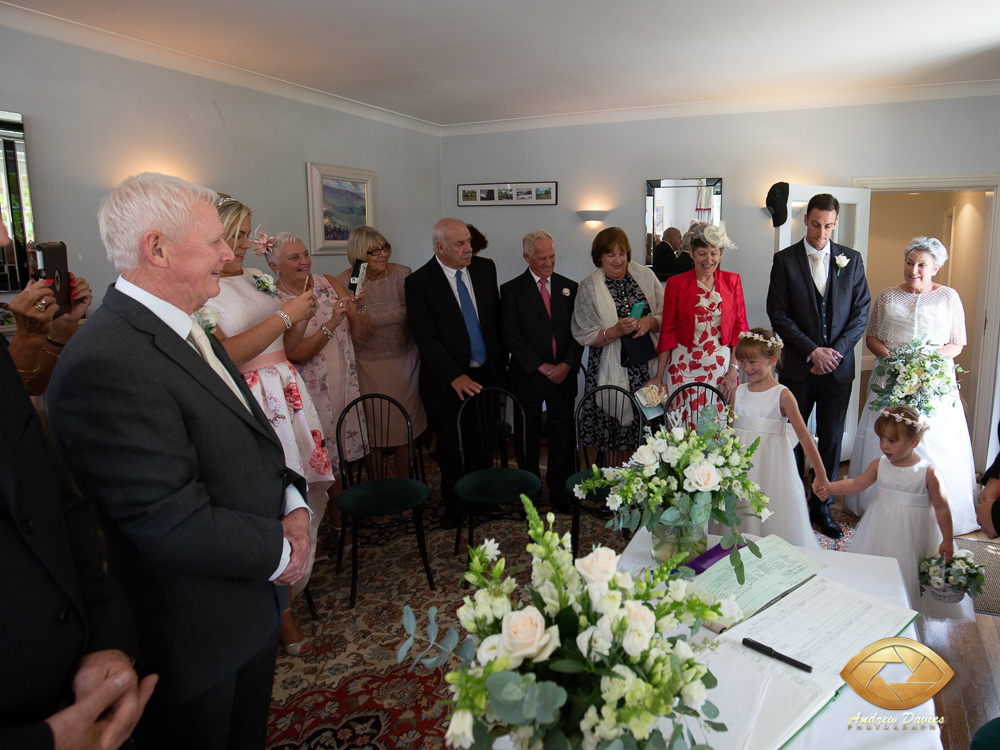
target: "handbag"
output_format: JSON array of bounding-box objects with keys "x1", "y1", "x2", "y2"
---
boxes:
[{"x1": 619, "y1": 331, "x2": 656, "y2": 368}]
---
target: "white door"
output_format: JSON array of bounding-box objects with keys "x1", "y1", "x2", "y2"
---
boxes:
[{"x1": 775, "y1": 184, "x2": 872, "y2": 461}]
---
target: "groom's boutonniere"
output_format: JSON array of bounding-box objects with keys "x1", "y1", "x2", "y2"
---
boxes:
[
  {"x1": 835, "y1": 254, "x2": 849, "y2": 276},
  {"x1": 193, "y1": 307, "x2": 220, "y2": 336}
]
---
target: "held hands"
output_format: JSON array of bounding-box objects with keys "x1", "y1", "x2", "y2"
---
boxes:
[
  {"x1": 813, "y1": 478, "x2": 833, "y2": 501},
  {"x1": 275, "y1": 507, "x2": 311, "y2": 586},
  {"x1": 282, "y1": 289, "x2": 319, "y2": 325},
  {"x1": 537, "y1": 362, "x2": 571, "y2": 384},
  {"x1": 451, "y1": 374, "x2": 483, "y2": 401},
  {"x1": 810, "y1": 347, "x2": 843, "y2": 375}
]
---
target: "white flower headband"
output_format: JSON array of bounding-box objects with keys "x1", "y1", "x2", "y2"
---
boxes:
[
  {"x1": 738, "y1": 331, "x2": 783, "y2": 347},
  {"x1": 878, "y1": 408, "x2": 928, "y2": 434}
]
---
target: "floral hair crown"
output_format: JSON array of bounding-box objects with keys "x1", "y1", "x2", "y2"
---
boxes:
[
  {"x1": 738, "y1": 330, "x2": 783, "y2": 348},
  {"x1": 250, "y1": 226, "x2": 276, "y2": 257},
  {"x1": 878, "y1": 408, "x2": 928, "y2": 434}
]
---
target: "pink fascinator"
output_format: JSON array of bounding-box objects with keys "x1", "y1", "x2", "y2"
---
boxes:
[{"x1": 250, "y1": 226, "x2": 276, "y2": 257}]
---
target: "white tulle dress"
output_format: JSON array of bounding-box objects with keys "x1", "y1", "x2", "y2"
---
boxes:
[
  {"x1": 708, "y1": 383, "x2": 819, "y2": 548},
  {"x1": 850, "y1": 456, "x2": 975, "y2": 622},
  {"x1": 843, "y1": 285, "x2": 978, "y2": 534}
]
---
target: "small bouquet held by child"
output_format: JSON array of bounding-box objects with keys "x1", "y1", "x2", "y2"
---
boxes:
[
  {"x1": 918, "y1": 549, "x2": 985, "y2": 603},
  {"x1": 869, "y1": 337, "x2": 962, "y2": 416}
]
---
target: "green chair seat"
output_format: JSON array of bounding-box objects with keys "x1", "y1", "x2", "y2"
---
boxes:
[
  {"x1": 336, "y1": 478, "x2": 430, "y2": 517},
  {"x1": 566, "y1": 469, "x2": 611, "y2": 505},
  {"x1": 456, "y1": 467, "x2": 541, "y2": 505}
]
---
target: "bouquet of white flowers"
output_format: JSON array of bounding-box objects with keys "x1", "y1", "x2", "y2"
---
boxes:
[
  {"x1": 869, "y1": 338, "x2": 962, "y2": 416},
  {"x1": 399, "y1": 497, "x2": 736, "y2": 750},
  {"x1": 918, "y1": 549, "x2": 984, "y2": 603},
  {"x1": 574, "y1": 410, "x2": 768, "y2": 583}
]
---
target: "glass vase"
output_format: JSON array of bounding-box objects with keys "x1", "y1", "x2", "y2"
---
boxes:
[{"x1": 650, "y1": 522, "x2": 707, "y2": 566}]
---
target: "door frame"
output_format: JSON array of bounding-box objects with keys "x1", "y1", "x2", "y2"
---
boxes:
[{"x1": 853, "y1": 174, "x2": 1000, "y2": 471}]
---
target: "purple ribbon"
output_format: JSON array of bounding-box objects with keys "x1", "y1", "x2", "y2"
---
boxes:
[{"x1": 687, "y1": 540, "x2": 746, "y2": 575}]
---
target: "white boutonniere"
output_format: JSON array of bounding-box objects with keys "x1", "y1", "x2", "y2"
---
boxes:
[
  {"x1": 193, "y1": 306, "x2": 220, "y2": 336},
  {"x1": 562, "y1": 287, "x2": 570, "y2": 296},
  {"x1": 255, "y1": 272, "x2": 278, "y2": 297},
  {"x1": 835, "y1": 254, "x2": 849, "y2": 276}
]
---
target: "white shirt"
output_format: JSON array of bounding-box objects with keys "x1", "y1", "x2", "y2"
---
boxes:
[
  {"x1": 114, "y1": 275, "x2": 308, "y2": 581},
  {"x1": 528, "y1": 269, "x2": 551, "y2": 288},
  {"x1": 436, "y1": 256, "x2": 479, "y2": 318},
  {"x1": 804, "y1": 237, "x2": 829, "y2": 261}
]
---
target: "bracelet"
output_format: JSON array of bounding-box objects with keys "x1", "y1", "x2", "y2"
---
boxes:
[
  {"x1": 320, "y1": 324, "x2": 335, "y2": 339},
  {"x1": 274, "y1": 310, "x2": 292, "y2": 329},
  {"x1": 18, "y1": 365, "x2": 39, "y2": 379},
  {"x1": 41, "y1": 347, "x2": 60, "y2": 358},
  {"x1": 355, "y1": 305, "x2": 366, "y2": 315},
  {"x1": 45, "y1": 336, "x2": 66, "y2": 348}
]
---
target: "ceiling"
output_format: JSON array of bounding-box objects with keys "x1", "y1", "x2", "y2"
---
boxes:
[{"x1": 3, "y1": 0, "x2": 1000, "y2": 130}]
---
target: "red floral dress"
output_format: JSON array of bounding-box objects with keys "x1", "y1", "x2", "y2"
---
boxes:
[{"x1": 667, "y1": 281, "x2": 729, "y2": 389}]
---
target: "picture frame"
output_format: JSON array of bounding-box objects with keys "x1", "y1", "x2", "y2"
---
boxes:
[
  {"x1": 306, "y1": 163, "x2": 375, "y2": 255},
  {"x1": 457, "y1": 181, "x2": 557, "y2": 207}
]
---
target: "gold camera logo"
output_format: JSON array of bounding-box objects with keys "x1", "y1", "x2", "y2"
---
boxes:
[{"x1": 841, "y1": 638, "x2": 954, "y2": 710}]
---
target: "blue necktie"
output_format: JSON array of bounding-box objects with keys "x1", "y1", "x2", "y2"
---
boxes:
[{"x1": 456, "y1": 270, "x2": 487, "y2": 364}]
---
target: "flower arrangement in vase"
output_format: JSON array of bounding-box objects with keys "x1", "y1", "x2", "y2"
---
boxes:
[
  {"x1": 574, "y1": 410, "x2": 768, "y2": 583},
  {"x1": 398, "y1": 497, "x2": 736, "y2": 750}
]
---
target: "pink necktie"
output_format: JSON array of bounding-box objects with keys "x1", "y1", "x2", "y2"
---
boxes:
[{"x1": 539, "y1": 279, "x2": 557, "y2": 359}]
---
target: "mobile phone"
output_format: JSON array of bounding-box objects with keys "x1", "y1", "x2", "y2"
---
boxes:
[
  {"x1": 348, "y1": 259, "x2": 367, "y2": 295},
  {"x1": 31, "y1": 241, "x2": 71, "y2": 318},
  {"x1": 629, "y1": 301, "x2": 646, "y2": 319}
]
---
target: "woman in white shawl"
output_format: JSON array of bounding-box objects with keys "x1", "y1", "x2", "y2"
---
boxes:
[{"x1": 571, "y1": 227, "x2": 664, "y2": 447}]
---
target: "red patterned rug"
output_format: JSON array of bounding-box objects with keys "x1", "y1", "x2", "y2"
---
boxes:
[{"x1": 266, "y1": 461, "x2": 857, "y2": 749}]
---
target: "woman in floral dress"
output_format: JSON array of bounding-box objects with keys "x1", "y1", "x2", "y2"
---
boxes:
[
  {"x1": 203, "y1": 194, "x2": 334, "y2": 656},
  {"x1": 649, "y1": 222, "x2": 748, "y2": 404}
]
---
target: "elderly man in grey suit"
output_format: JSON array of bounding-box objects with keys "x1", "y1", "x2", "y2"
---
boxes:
[{"x1": 48, "y1": 173, "x2": 311, "y2": 750}]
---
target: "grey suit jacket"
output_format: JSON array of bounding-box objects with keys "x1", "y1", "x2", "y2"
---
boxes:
[{"x1": 48, "y1": 286, "x2": 300, "y2": 703}]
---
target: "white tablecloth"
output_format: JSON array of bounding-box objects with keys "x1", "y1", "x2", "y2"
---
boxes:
[{"x1": 619, "y1": 529, "x2": 944, "y2": 750}]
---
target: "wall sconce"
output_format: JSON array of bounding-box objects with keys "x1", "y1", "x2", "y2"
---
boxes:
[{"x1": 577, "y1": 210, "x2": 609, "y2": 228}]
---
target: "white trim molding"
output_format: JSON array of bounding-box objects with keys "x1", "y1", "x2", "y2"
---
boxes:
[{"x1": 854, "y1": 174, "x2": 1000, "y2": 472}]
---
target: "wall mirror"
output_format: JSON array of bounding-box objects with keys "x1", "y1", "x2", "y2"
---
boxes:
[
  {"x1": 0, "y1": 111, "x2": 34, "y2": 293},
  {"x1": 645, "y1": 178, "x2": 722, "y2": 243}
]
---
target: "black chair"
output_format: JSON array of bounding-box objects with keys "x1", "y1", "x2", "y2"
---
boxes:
[
  {"x1": 564, "y1": 385, "x2": 644, "y2": 557},
  {"x1": 664, "y1": 382, "x2": 728, "y2": 431},
  {"x1": 334, "y1": 394, "x2": 434, "y2": 608},
  {"x1": 454, "y1": 387, "x2": 542, "y2": 555}
]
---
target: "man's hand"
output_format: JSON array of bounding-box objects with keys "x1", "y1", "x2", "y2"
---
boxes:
[
  {"x1": 275, "y1": 507, "x2": 311, "y2": 586},
  {"x1": 47, "y1": 669, "x2": 157, "y2": 750},
  {"x1": 976, "y1": 478, "x2": 999, "y2": 538},
  {"x1": 451, "y1": 374, "x2": 482, "y2": 401},
  {"x1": 72, "y1": 650, "x2": 135, "y2": 703},
  {"x1": 809, "y1": 347, "x2": 842, "y2": 374},
  {"x1": 547, "y1": 363, "x2": 571, "y2": 384}
]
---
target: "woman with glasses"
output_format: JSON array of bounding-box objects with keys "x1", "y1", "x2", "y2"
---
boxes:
[{"x1": 336, "y1": 226, "x2": 428, "y2": 476}]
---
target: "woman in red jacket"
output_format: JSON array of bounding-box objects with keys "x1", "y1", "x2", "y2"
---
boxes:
[{"x1": 647, "y1": 222, "x2": 748, "y2": 402}]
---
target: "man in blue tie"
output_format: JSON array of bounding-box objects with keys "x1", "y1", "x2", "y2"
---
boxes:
[{"x1": 405, "y1": 219, "x2": 506, "y2": 528}]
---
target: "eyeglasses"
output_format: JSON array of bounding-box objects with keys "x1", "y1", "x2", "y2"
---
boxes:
[{"x1": 367, "y1": 244, "x2": 391, "y2": 257}]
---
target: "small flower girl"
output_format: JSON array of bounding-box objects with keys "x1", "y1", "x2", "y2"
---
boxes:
[
  {"x1": 708, "y1": 328, "x2": 823, "y2": 547},
  {"x1": 817, "y1": 405, "x2": 974, "y2": 621}
]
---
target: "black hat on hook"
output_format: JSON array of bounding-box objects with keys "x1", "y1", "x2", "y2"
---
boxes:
[{"x1": 765, "y1": 182, "x2": 789, "y2": 228}]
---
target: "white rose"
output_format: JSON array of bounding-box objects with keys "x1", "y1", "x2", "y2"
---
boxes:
[
  {"x1": 633, "y1": 445, "x2": 659, "y2": 476},
  {"x1": 477, "y1": 634, "x2": 504, "y2": 664},
  {"x1": 446, "y1": 709, "x2": 476, "y2": 749},
  {"x1": 500, "y1": 607, "x2": 558, "y2": 668},
  {"x1": 672, "y1": 426, "x2": 686, "y2": 440},
  {"x1": 673, "y1": 639, "x2": 695, "y2": 662},
  {"x1": 650, "y1": 437, "x2": 669, "y2": 457},
  {"x1": 575, "y1": 547, "x2": 620, "y2": 584},
  {"x1": 927, "y1": 565, "x2": 943, "y2": 579},
  {"x1": 623, "y1": 600, "x2": 656, "y2": 636},
  {"x1": 662, "y1": 446, "x2": 682, "y2": 466},
  {"x1": 681, "y1": 680, "x2": 707, "y2": 710},
  {"x1": 668, "y1": 579, "x2": 688, "y2": 601},
  {"x1": 683, "y1": 461, "x2": 722, "y2": 493},
  {"x1": 577, "y1": 625, "x2": 611, "y2": 660}
]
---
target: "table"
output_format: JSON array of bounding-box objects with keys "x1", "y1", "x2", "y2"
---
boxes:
[{"x1": 619, "y1": 529, "x2": 944, "y2": 750}]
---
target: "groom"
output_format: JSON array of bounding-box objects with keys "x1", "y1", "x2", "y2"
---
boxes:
[{"x1": 766, "y1": 193, "x2": 871, "y2": 538}]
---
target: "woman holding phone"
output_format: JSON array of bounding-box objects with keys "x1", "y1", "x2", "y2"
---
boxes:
[{"x1": 335, "y1": 226, "x2": 427, "y2": 476}]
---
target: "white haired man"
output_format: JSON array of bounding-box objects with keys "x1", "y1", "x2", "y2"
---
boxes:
[
  {"x1": 500, "y1": 230, "x2": 582, "y2": 512},
  {"x1": 48, "y1": 172, "x2": 311, "y2": 749}
]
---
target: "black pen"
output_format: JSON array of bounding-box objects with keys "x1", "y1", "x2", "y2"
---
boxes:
[{"x1": 742, "y1": 638, "x2": 813, "y2": 673}]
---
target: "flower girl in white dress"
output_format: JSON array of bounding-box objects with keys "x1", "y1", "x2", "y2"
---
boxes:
[
  {"x1": 818, "y1": 405, "x2": 973, "y2": 621},
  {"x1": 708, "y1": 329, "x2": 823, "y2": 547}
]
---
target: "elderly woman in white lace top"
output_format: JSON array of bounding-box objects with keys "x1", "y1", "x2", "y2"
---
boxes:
[{"x1": 844, "y1": 237, "x2": 978, "y2": 534}]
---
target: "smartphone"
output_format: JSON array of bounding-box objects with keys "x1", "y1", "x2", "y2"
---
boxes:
[
  {"x1": 629, "y1": 301, "x2": 646, "y2": 319},
  {"x1": 348, "y1": 259, "x2": 367, "y2": 295},
  {"x1": 31, "y1": 241, "x2": 71, "y2": 318}
]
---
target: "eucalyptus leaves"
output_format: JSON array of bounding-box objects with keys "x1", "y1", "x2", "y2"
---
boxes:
[{"x1": 870, "y1": 338, "x2": 962, "y2": 416}]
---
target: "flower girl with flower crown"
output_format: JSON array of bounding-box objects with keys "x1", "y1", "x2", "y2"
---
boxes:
[
  {"x1": 708, "y1": 328, "x2": 823, "y2": 547},
  {"x1": 817, "y1": 405, "x2": 974, "y2": 622}
]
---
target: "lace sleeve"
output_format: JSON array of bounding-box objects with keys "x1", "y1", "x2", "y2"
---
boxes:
[
  {"x1": 865, "y1": 288, "x2": 890, "y2": 340},
  {"x1": 946, "y1": 287, "x2": 968, "y2": 346}
]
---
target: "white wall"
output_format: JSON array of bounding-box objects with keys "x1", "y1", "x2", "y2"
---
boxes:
[
  {"x1": 439, "y1": 96, "x2": 1000, "y2": 333},
  {"x1": 0, "y1": 26, "x2": 442, "y2": 306}
]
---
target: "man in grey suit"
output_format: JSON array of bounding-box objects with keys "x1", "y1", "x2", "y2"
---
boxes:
[{"x1": 48, "y1": 173, "x2": 312, "y2": 750}]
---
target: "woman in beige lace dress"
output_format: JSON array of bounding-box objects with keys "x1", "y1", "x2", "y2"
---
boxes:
[{"x1": 337, "y1": 226, "x2": 428, "y2": 476}]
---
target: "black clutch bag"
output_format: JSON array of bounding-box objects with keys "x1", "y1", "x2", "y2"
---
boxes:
[{"x1": 619, "y1": 331, "x2": 657, "y2": 367}]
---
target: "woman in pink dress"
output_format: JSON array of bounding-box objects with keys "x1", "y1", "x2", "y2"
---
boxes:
[{"x1": 203, "y1": 195, "x2": 334, "y2": 656}]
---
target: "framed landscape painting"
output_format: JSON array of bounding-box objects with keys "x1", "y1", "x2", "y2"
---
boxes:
[
  {"x1": 457, "y1": 181, "x2": 557, "y2": 206},
  {"x1": 306, "y1": 163, "x2": 374, "y2": 254}
]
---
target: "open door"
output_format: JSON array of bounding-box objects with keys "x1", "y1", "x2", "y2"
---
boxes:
[{"x1": 775, "y1": 184, "x2": 871, "y2": 461}]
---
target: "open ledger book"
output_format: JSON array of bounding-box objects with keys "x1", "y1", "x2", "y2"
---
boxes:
[{"x1": 670, "y1": 536, "x2": 919, "y2": 750}]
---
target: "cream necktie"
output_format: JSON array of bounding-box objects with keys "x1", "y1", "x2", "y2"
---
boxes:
[
  {"x1": 188, "y1": 317, "x2": 252, "y2": 412},
  {"x1": 810, "y1": 251, "x2": 828, "y2": 297}
]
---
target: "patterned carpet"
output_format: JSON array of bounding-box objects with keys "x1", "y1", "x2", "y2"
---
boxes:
[{"x1": 266, "y1": 460, "x2": 858, "y2": 749}]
